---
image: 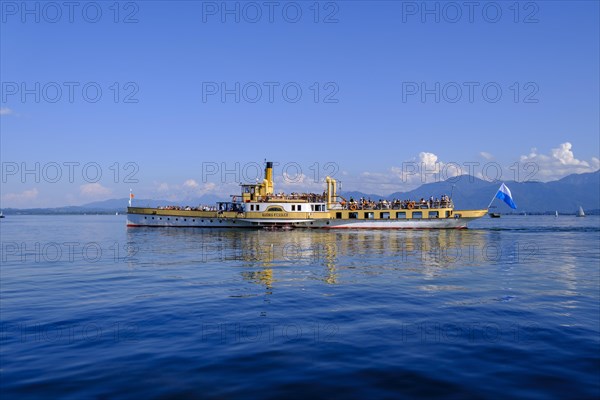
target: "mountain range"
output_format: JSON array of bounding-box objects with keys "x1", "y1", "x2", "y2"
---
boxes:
[
  {"x1": 3, "y1": 170, "x2": 599, "y2": 215},
  {"x1": 341, "y1": 170, "x2": 600, "y2": 213}
]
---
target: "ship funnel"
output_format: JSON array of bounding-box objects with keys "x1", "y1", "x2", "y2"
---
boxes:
[
  {"x1": 264, "y1": 161, "x2": 274, "y2": 195},
  {"x1": 326, "y1": 176, "x2": 337, "y2": 207}
]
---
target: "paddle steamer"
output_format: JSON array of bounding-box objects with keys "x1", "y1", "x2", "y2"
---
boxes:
[{"x1": 127, "y1": 162, "x2": 488, "y2": 229}]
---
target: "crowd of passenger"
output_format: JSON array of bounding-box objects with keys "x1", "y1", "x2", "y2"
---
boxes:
[
  {"x1": 255, "y1": 192, "x2": 328, "y2": 202},
  {"x1": 157, "y1": 193, "x2": 452, "y2": 212},
  {"x1": 343, "y1": 195, "x2": 452, "y2": 210},
  {"x1": 158, "y1": 205, "x2": 217, "y2": 211},
  {"x1": 158, "y1": 203, "x2": 245, "y2": 213}
]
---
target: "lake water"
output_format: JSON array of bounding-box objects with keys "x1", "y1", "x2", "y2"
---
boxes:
[{"x1": 1, "y1": 215, "x2": 599, "y2": 399}]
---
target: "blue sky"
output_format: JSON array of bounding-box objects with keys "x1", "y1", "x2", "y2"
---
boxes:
[{"x1": 1, "y1": 0, "x2": 599, "y2": 207}]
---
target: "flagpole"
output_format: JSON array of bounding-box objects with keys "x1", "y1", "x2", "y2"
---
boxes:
[{"x1": 487, "y1": 187, "x2": 499, "y2": 209}]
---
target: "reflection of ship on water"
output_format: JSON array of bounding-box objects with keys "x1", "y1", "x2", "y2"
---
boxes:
[
  {"x1": 241, "y1": 269, "x2": 274, "y2": 292},
  {"x1": 235, "y1": 229, "x2": 513, "y2": 288},
  {"x1": 237, "y1": 230, "x2": 340, "y2": 287},
  {"x1": 126, "y1": 228, "x2": 517, "y2": 291},
  {"x1": 127, "y1": 223, "x2": 535, "y2": 294}
]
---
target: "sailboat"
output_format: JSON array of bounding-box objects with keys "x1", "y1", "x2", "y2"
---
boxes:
[
  {"x1": 555, "y1": 211, "x2": 558, "y2": 218},
  {"x1": 577, "y1": 206, "x2": 585, "y2": 217}
]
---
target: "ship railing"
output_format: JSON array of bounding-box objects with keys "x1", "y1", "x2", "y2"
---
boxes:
[
  {"x1": 254, "y1": 194, "x2": 328, "y2": 203},
  {"x1": 340, "y1": 200, "x2": 454, "y2": 211},
  {"x1": 157, "y1": 205, "x2": 217, "y2": 211}
]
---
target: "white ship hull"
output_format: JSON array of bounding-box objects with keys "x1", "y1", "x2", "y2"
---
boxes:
[{"x1": 126, "y1": 213, "x2": 470, "y2": 229}]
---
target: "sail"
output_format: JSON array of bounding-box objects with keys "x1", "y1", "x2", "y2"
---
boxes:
[{"x1": 577, "y1": 206, "x2": 585, "y2": 217}]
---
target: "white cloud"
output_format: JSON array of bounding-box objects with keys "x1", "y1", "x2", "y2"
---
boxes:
[
  {"x1": 519, "y1": 142, "x2": 599, "y2": 181},
  {"x1": 386, "y1": 151, "x2": 460, "y2": 190},
  {"x1": 342, "y1": 142, "x2": 599, "y2": 194},
  {"x1": 156, "y1": 182, "x2": 170, "y2": 192},
  {"x1": 551, "y1": 142, "x2": 588, "y2": 166},
  {"x1": 183, "y1": 179, "x2": 199, "y2": 189},
  {"x1": 0, "y1": 107, "x2": 13, "y2": 116},
  {"x1": 198, "y1": 182, "x2": 217, "y2": 194},
  {"x1": 419, "y1": 152, "x2": 440, "y2": 171},
  {"x1": 150, "y1": 179, "x2": 227, "y2": 200},
  {"x1": 345, "y1": 152, "x2": 449, "y2": 194},
  {"x1": 141, "y1": 143, "x2": 598, "y2": 201},
  {"x1": 2, "y1": 188, "x2": 39, "y2": 204},
  {"x1": 80, "y1": 183, "x2": 112, "y2": 197},
  {"x1": 183, "y1": 180, "x2": 218, "y2": 196},
  {"x1": 480, "y1": 151, "x2": 494, "y2": 160},
  {"x1": 275, "y1": 172, "x2": 325, "y2": 192}
]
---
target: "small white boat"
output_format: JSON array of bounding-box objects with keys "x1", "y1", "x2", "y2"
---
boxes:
[
  {"x1": 555, "y1": 211, "x2": 558, "y2": 217},
  {"x1": 577, "y1": 206, "x2": 585, "y2": 217}
]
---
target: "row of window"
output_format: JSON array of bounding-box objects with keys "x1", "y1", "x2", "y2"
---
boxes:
[
  {"x1": 248, "y1": 204, "x2": 324, "y2": 212},
  {"x1": 337, "y1": 211, "x2": 449, "y2": 220},
  {"x1": 142, "y1": 210, "x2": 451, "y2": 223},
  {"x1": 144, "y1": 216, "x2": 233, "y2": 223}
]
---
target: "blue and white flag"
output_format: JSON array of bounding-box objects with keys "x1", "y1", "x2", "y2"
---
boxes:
[{"x1": 495, "y1": 183, "x2": 517, "y2": 209}]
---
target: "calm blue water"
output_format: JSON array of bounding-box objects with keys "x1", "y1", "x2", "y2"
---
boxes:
[{"x1": 1, "y1": 215, "x2": 599, "y2": 399}]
